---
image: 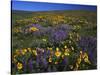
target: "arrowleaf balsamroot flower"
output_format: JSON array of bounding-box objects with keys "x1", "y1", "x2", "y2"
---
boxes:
[
  {"x1": 21, "y1": 49, "x2": 27, "y2": 55},
  {"x1": 27, "y1": 48, "x2": 32, "y2": 52},
  {"x1": 17, "y1": 62, "x2": 23, "y2": 70},
  {"x1": 64, "y1": 51, "x2": 70, "y2": 56},
  {"x1": 42, "y1": 39, "x2": 47, "y2": 42},
  {"x1": 49, "y1": 57, "x2": 52, "y2": 63},
  {"x1": 83, "y1": 52, "x2": 91, "y2": 64},
  {"x1": 32, "y1": 50, "x2": 37, "y2": 56},
  {"x1": 29, "y1": 26, "x2": 39, "y2": 32},
  {"x1": 56, "y1": 47, "x2": 59, "y2": 51},
  {"x1": 55, "y1": 48, "x2": 61, "y2": 57},
  {"x1": 64, "y1": 45, "x2": 67, "y2": 49}
]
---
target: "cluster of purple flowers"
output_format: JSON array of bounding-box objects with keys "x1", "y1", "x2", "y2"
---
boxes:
[{"x1": 78, "y1": 36, "x2": 97, "y2": 65}]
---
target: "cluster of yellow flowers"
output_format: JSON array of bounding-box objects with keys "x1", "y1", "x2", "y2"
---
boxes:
[
  {"x1": 55, "y1": 47, "x2": 61, "y2": 58},
  {"x1": 47, "y1": 15, "x2": 66, "y2": 25},
  {"x1": 42, "y1": 39, "x2": 47, "y2": 42},
  {"x1": 29, "y1": 26, "x2": 39, "y2": 32},
  {"x1": 17, "y1": 62, "x2": 23, "y2": 70},
  {"x1": 32, "y1": 50, "x2": 37, "y2": 56},
  {"x1": 13, "y1": 27, "x2": 22, "y2": 33},
  {"x1": 13, "y1": 45, "x2": 92, "y2": 71},
  {"x1": 73, "y1": 25, "x2": 81, "y2": 30},
  {"x1": 13, "y1": 45, "x2": 71, "y2": 70},
  {"x1": 74, "y1": 51, "x2": 91, "y2": 70},
  {"x1": 69, "y1": 31, "x2": 81, "y2": 41},
  {"x1": 49, "y1": 56, "x2": 52, "y2": 63}
]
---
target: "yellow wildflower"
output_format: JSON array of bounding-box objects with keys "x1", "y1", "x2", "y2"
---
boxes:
[
  {"x1": 83, "y1": 53, "x2": 91, "y2": 64},
  {"x1": 17, "y1": 62, "x2": 23, "y2": 70},
  {"x1": 77, "y1": 57, "x2": 81, "y2": 64},
  {"x1": 24, "y1": 49, "x2": 27, "y2": 52},
  {"x1": 75, "y1": 63, "x2": 79, "y2": 69},
  {"x1": 13, "y1": 58, "x2": 17, "y2": 63},
  {"x1": 69, "y1": 65, "x2": 73, "y2": 69},
  {"x1": 49, "y1": 57, "x2": 52, "y2": 62},
  {"x1": 64, "y1": 52, "x2": 69, "y2": 56},
  {"x1": 64, "y1": 49, "x2": 70, "y2": 56},
  {"x1": 49, "y1": 48, "x2": 52, "y2": 51},
  {"x1": 55, "y1": 51, "x2": 61, "y2": 57},
  {"x1": 71, "y1": 46, "x2": 74, "y2": 51},
  {"x1": 61, "y1": 54, "x2": 64, "y2": 59},
  {"x1": 15, "y1": 49, "x2": 20, "y2": 55},
  {"x1": 27, "y1": 48, "x2": 31, "y2": 50},
  {"x1": 27, "y1": 48, "x2": 31, "y2": 52},
  {"x1": 55, "y1": 61, "x2": 58, "y2": 64},
  {"x1": 56, "y1": 47, "x2": 59, "y2": 51},
  {"x1": 14, "y1": 55, "x2": 17, "y2": 58},
  {"x1": 13, "y1": 55, "x2": 17, "y2": 62},
  {"x1": 21, "y1": 49, "x2": 27, "y2": 55},
  {"x1": 84, "y1": 57, "x2": 91, "y2": 64},
  {"x1": 83, "y1": 52, "x2": 88, "y2": 58},
  {"x1": 47, "y1": 47, "x2": 52, "y2": 51},
  {"x1": 29, "y1": 27, "x2": 39, "y2": 32},
  {"x1": 32, "y1": 50, "x2": 37, "y2": 56},
  {"x1": 64, "y1": 45, "x2": 67, "y2": 49},
  {"x1": 39, "y1": 16, "x2": 43, "y2": 19},
  {"x1": 80, "y1": 51, "x2": 83, "y2": 54},
  {"x1": 42, "y1": 39, "x2": 47, "y2": 42}
]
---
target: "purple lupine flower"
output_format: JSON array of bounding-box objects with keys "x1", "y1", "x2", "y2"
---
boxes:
[
  {"x1": 35, "y1": 56, "x2": 41, "y2": 69},
  {"x1": 28, "y1": 59, "x2": 33, "y2": 72},
  {"x1": 43, "y1": 49, "x2": 48, "y2": 58},
  {"x1": 78, "y1": 36, "x2": 97, "y2": 51},
  {"x1": 23, "y1": 61, "x2": 27, "y2": 72},
  {"x1": 46, "y1": 50, "x2": 51, "y2": 56},
  {"x1": 36, "y1": 56, "x2": 40, "y2": 64},
  {"x1": 42, "y1": 58, "x2": 48, "y2": 68},
  {"x1": 30, "y1": 24, "x2": 48, "y2": 37},
  {"x1": 31, "y1": 24, "x2": 43, "y2": 29},
  {"x1": 88, "y1": 51, "x2": 97, "y2": 65},
  {"x1": 45, "y1": 26, "x2": 52, "y2": 34},
  {"x1": 78, "y1": 36, "x2": 97, "y2": 64},
  {"x1": 56, "y1": 24, "x2": 72, "y2": 31},
  {"x1": 62, "y1": 57, "x2": 68, "y2": 65},
  {"x1": 51, "y1": 30, "x2": 67, "y2": 43}
]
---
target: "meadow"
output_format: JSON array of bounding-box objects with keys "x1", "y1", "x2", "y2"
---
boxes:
[{"x1": 11, "y1": 10, "x2": 97, "y2": 74}]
